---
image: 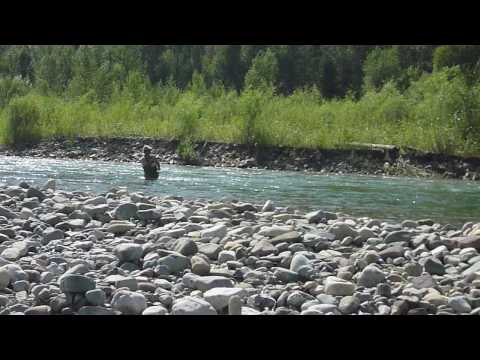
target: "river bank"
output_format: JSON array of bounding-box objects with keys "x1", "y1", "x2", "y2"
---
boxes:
[
  {"x1": 1, "y1": 137, "x2": 480, "y2": 180},
  {"x1": 0, "y1": 181, "x2": 479, "y2": 315}
]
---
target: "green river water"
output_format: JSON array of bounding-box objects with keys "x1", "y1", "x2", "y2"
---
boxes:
[{"x1": 0, "y1": 156, "x2": 478, "y2": 225}]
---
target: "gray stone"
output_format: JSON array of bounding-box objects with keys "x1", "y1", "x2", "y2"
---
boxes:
[
  {"x1": 404, "y1": 262, "x2": 423, "y2": 277},
  {"x1": 174, "y1": 238, "x2": 198, "y2": 256},
  {"x1": 270, "y1": 231, "x2": 302, "y2": 245},
  {"x1": 200, "y1": 224, "x2": 227, "y2": 240},
  {"x1": 218, "y1": 250, "x2": 236, "y2": 264},
  {"x1": 26, "y1": 187, "x2": 46, "y2": 201},
  {"x1": 289, "y1": 254, "x2": 310, "y2": 273},
  {"x1": 251, "y1": 240, "x2": 278, "y2": 257},
  {"x1": 113, "y1": 203, "x2": 138, "y2": 220},
  {"x1": 385, "y1": 231, "x2": 413, "y2": 243},
  {"x1": 172, "y1": 296, "x2": 217, "y2": 315},
  {"x1": 247, "y1": 294, "x2": 276, "y2": 310},
  {"x1": 107, "y1": 222, "x2": 136, "y2": 234},
  {"x1": 85, "y1": 289, "x2": 106, "y2": 306},
  {"x1": 111, "y1": 290, "x2": 147, "y2": 315},
  {"x1": 138, "y1": 209, "x2": 162, "y2": 221},
  {"x1": 228, "y1": 295, "x2": 243, "y2": 315},
  {"x1": 0, "y1": 267, "x2": 10, "y2": 289},
  {"x1": 324, "y1": 277, "x2": 355, "y2": 296},
  {"x1": 306, "y1": 210, "x2": 336, "y2": 223},
  {"x1": 40, "y1": 272, "x2": 54, "y2": 284},
  {"x1": 12, "y1": 280, "x2": 29, "y2": 292},
  {"x1": 191, "y1": 256, "x2": 211, "y2": 276},
  {"x1": 0, "y1": 206, "x2": 16, "y2": 219},
  {"x1": 142, "y1": 305, "x2": 168, "y2": 315},
  {"x1": 307, "y1": 304, "x2": 340, "y2": 314},
  {"x1": 198, "y1": 243, "x2": 222, "y2": 260},
  {"x1": 411, "y1": 274, "x2": 438, "y2": 290},
  {"x1": 65, "y1": 263, "x2": 89, "y2": 275},
  {"x1": 316, "y1": 294, "x2": 337, "y2": 305},
  {"x1": 204, "y1": 287, "x2": 246, "y2": 311},
  {"x1": 157, "y1": 253, "x2": 190, "y2": 274},
  {"x1": 59, "y1": 274, "x2": 96, "y2": 294},
  {"x1": 452, "y1": 235, "x2": 480, "y2": 251},
  {"x1": 287, "y1": 291, "x2": 313, "y2": 308},
  {"x1": 329, "y1": 223, "x2": 358, "y2": 240},
  {"x1": 42, "y1": 227, "x2": 64, "y2": 244},
  {"x1": 84, "y1": 196, "x2": 107, "y2": 206},
  {"x1": 191, "y1": 276, "x2": 233, "y2": 292},
  {"x1": 274, "y1": 268, "x2": 299, "y2": 283},
  {"x1": 2, "y1": 264, "x2": 28, "y2": 283},
  {"x1": 448, "y1": 296, "x2": 471, "y2": 314},
  {"x1": 339, "y1": 296, "x2": 360, "y2": 314},
  {"x1": 1, "y1": 241, "x2": 29, "y2": 261},
  {"x1": 115, "y1": 277, "x2": 138, "y2": 291},
  {"x1": 423, "y1": 292, "x2": 448, "y2": 307},
  {"x1": 423, "y1": 257, "x2": 445, "y2": 275},
  {"x1": 114, "y1": 243, "x2": 143, "y2": 263},
  {"x1": 25, "y1": 305, "x2": 51, "y2": 315},
  {"x1": 357, "y1": 265, "x2": 386, "y2": 288},
  {"x1": 262, "y1": 200, "x2": 274, "y2": 212},
  {"x1": 363, "y1": 251, "x2": 380, "y2": 264},
  {"x1": 78, "y1": 306, "x2": 115, "y2": 315},
  {"x1": 0, "y1": 233, "x2": 10, "y2": 243},
  {"x1": 379, "y1": 246, "x2": 405, "y2": 259},
  {"x1": 376, "y1": 283, "x2": 392, "y2": 297},
  {"x1": 462, "y1": 262, "x2": 480, "y2": 276}
]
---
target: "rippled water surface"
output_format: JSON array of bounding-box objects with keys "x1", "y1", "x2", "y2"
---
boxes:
[{"x1": 1, "y1": 156, "x2": 479, "y2": 224}]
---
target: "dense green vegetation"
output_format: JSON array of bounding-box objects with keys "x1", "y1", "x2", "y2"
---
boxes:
[{"x1": 1, "y1": 45, "x2": 480, "y2": 156}]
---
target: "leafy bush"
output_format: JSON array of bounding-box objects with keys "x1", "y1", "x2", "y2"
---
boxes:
[
  {"x1": 176, "y1": 137, "x2": 198, "y2": 163},
  {"x1": 0, "y1": 76, "x2": 31, "y2": 107},
  {"x1": 4, "y1": 95, "x2": 42, "y2": 146},
  {"x1": 363, "y1": 47, "x2": 402, "y2": 90},
  {"x1": 244, "y1": 49, "x2": 279, "y2": 90}
]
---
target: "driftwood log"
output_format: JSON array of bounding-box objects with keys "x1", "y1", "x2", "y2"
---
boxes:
[{"x1": 349, "y1": 143, "x2": 400, "y2": 163}]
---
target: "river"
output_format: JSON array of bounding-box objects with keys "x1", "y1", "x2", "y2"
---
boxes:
[{"x1": 0, "y1": 156, "x2": 478, "y2": 225}]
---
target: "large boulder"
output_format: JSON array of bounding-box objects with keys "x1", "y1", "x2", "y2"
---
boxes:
[
  {"x1": 172, "y1": 296, "x2": 217, "y2": 315},
  {"x1": 204, "y1": 287, "x2": 246, "y2": 311},
  {"x1": 0, "y1": 206, "x2": 17, "y2": 219},
  {"x1": 324, "y1": 277, "x2": 355, "y2": 296},
  {"x1": 59, "y1": 274, "x2": 96, "y2": 294},
  {"x1": 200, "y1": 224, "x2": 227, "y2": 240},
  {"x1": 111, "y1": 290, "x2": 147, "y2": 315},
  {"x1": 156, "y1": 253, "x2": 190, "y2": 274},
  {"x1": 107, "y1": 221, "x2": 136, "y2": 235},
  {"x1": 451, "y1": 235, "x2": 480, "y2": 251},
  {"x1": 174, "y1": 238, "x2": 198, "y2": 256},
  {"x1": 357, "y1": 265, "x2": 386, "y2": 288},
  {"x1": 114, "y1": 243, "x2": 143, "y2": 263},
  {"x1": 251, "y1": 240, "x2": 278, "y2": 257},
  {"x1": 328, "y1": 223, "x2": 358, "y2": 240},
  {"x1": 270, "y1": 231, "x2": 302, "y2": 245},
  {"x1": 113, "y1": 203, "x2": 138, "y2": 220},
  {"x1": 1, "y1": 241, "x2": 30, "y2": 261},
  {"x1": 384, "y1": 231, "x2": 413, "y2": 244}
]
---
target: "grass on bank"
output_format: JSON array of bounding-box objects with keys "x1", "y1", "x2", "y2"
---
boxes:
[{"x1": 1, "y1": 67, "x2": 480, "y2": 157}]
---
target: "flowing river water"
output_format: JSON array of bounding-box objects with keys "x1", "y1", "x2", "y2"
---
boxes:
[{"x1": 0, "y1": 156, "x2": 478, "y2": 225}]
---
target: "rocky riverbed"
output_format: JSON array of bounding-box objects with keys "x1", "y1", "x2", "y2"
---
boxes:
[
  {"x1": 0, "y1": 180, "x2": 480, "y2": 315},
  {"x1": 1, "y1": 137, "x2": 480, "y2": 180}
]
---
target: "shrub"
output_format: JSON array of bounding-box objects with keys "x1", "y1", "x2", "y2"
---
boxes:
[
  {"x1": 4, "y1": 95, "x2": 42, "y2": 146},
  {"x1": 0, "y1": 76, "x2": 31, "y2": 107},
  {"x1": 176, "y1": 137, "x2": 198, "y2": 163}
]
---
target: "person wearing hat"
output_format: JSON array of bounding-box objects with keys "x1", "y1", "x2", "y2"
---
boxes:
[{"x1": 141, "y1": 145, "x2": 160, "y2": 180}]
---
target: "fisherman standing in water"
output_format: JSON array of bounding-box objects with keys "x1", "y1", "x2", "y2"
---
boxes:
[{"x1": 141, "y1": 145, "x2": 160, "y2": 180}]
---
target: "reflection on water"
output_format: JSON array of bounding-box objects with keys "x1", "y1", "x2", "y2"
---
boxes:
[{"x1": 0, "y1": 156, "x2": 479, "y2": 224}]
